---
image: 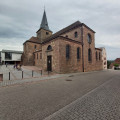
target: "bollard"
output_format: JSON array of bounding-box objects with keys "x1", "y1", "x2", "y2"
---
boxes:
[
  {"x1": 0, "y1": 74, "x2": 3, "y2": 81},
  {"x1": 32, "y1": 70, "x2": 33, "y2": 77},
  {"x1": 41, "y1": 70, "x2": 42, "y2": 76},
  {"x1": 22, "y1": 71, "x2": 23, "y2": 79},
  {"x1": 9, "y1": 72, "x2": 10, "y2": 80}
]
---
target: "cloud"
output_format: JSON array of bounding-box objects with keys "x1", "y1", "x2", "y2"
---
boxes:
[
  {"x1": 0, "y1": 0, "x2": 120, "y2": 60},
  {"x1": 0, "y1": 38, "x2": 23, "y2": 52}
]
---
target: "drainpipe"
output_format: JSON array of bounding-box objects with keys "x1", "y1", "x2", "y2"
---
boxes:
[{"x1": 81, "y1": 25, "x2": 84, "y2": 72}]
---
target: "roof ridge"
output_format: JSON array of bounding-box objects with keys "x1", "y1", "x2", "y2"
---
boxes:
[
  {"x1": 42, "y1": 21, "x2": 81, "y2": 43},
  {"x1": 53, "y1": 21, "x2": 81, "y2": 36}
]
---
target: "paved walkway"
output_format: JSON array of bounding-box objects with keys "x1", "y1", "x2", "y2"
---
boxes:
[
  {"x1": 0, "y1": 65, "x2": 43, "y2": 80},
  {"x1": 0, "y1": 70, "x2": 119, "y2": 120},
  {"x1": 0, "y1": 65, "x2": 107, "y2": 87},
  {"x1": 44, "y1": 75, "x2": 120, "y2": 120},
  {"x1": 0, "y1": 74, "x2": 66, "y2": 87},
  {"x1": 0, "y1": 65, "x2": 60, "y2": 87},
  {"x1": 0, "y1": 70, "x2": 108, "y2": 87}
]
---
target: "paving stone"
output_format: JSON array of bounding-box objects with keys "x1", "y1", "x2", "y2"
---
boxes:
[
  {"x1": 44, "y1": 75, "x2": 120, "y2": 120},
  {"x1": 0, "y1": 68, "x2": 120, "y2": 120}
]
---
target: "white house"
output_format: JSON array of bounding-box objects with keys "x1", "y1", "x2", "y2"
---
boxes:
[
  {"x1": 100, "y1": 47, "x2": 107, "y2": 69},
  {"x1": 0, "y1": 50, "x2": 23, "y2": 64}
]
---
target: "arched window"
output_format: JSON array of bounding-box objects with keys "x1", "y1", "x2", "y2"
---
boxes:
[
  {"x1": 88, "y1": 48, "x2": 92, "y2": 62},
  {"x1": 66, "y1": 44, "x2": 70, "y2": 59},
  {"x1": 40, "y1": 53, "x2": 42, "y2": 59},
  {"x1": 87, "y1": 34, "x2": 92, "y2": 44},
  {"x1": 34, "y1": 45, "x2": 37, "y2": 49},
  {"x1": 96, "y1": 51, "x2": 98, "y2": 61},
  {"x1": 46, "y1": 32, "x2": 49, "y2": 35},
  {"x1": 74, "y1": 32, "x2": 78, "y2": 38},
  {"x1": 47, "y1": 45, "x2": 52, "y2": 51},
  {"x1": 99, "y1": 52, "x2": 101, "y2": 60},
  {"x1": 66, "y1": 35, "x2": 68, "y2": 38},
  {"x1": 37, "y1": 53, "x2": 38, "y2": 59},
  {"x1": 77, "y1": 47, "x2": 81, "y2": 59}
]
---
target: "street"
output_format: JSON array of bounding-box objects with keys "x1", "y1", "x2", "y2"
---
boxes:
[{"x1": 0, "y1": 70, "x2": 120, "y2": 120}]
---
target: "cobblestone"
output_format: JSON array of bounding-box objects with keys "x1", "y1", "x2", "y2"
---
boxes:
[
  {"x1": 0, "y1": 69, "x2": 119, "y2": 120},
  {"x1": 0, "y1": 65, "x2": 107, "y2": 87},
  {"x1": 44, "y1": 75, "x2": 120, "y2": 120},
  {"x1": 0, "y1": 65, "x2": 62, "y2": 87}
]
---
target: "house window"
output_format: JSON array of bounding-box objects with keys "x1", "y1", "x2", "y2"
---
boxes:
[
  {"x1": 99, "y1": 52, "x2": 101, "y2": 60},
  {"x1": 40, "y1": 53, "x2": 42, "y2": 59},
  {"x1": 77, "y1": 47, "x2": 80, "y2": 59},
  {"x1": 47, "y1": 45, "x2": 52, "y2": 51},
  {"x1": 34, "y1": 45, "x2": 37, "y2": 49},
  {"x1": 37, "y1": 53, "x2": 38, "y2": 59},
  {"x1": 33, "y1": 54, "x2": 35, "y2": 59},
  {"x1": 87, "y1": 34, "x2": 92, "y2": 44},
  {"x1": 96, "y1": 51, "x2": 98, "y2": 61},
  {"x1": 74, "y1": 32, "x2": 78, "y2": 38},
  {"x1": 66, "y1": 44, "x2": 70, "y2": 59},
  {"x1": 88, "y1": 48, "x2": 92, "y2": 62},
  {"x1": 5, "y1": 52, "x2": 12, "y2": 60},
  {"x1": 46, "y1": 32, "x2": 49, "y2": 35}
]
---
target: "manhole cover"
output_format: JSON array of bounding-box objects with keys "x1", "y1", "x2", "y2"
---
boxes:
[
  {"x1": 66, "y1": 79, "x2": 72, "y2": 81},
  {"x1": 69, "y1": 75, "x2": 74, "y2": 77}
]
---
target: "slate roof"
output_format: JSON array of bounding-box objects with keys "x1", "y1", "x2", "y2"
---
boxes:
[
  {"x1": 42, "y1": 21, "x2": 82, "y2": 43},
  {"x1": 24, "y1": 37, "x2": 41, "y2": 44},
  {"x1": 24, "y1": 21, "x2": 95, "y2": 45},
  {"x1": 37, "y1": 10, "x2": 52, "y2": 33}
]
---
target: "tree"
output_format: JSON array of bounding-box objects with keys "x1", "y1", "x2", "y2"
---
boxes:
[
  {"x1": 107, "y1": 60, "x2": 113, "y2": 69},
  {"x1": 114, "y1": 64, "x2": 119, "y2": 67}
]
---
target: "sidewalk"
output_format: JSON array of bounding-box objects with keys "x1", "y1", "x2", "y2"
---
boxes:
[
  {"x1": 0, "y1": 70, "x2": 109, "y2": 87},
  {"x1": 0, "y1": 65, "x2": 109, "y2": 87},
  {"x1": 0, "y1": 74, "x2": 64, "y2": 87}
]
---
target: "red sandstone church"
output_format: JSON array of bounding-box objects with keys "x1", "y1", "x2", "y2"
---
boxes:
[{"x1": 22, "y1": 10, "x2": 103, "y2": 73}]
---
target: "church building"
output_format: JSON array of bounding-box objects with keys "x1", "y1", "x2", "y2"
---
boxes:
[{"x1": 22, "y1": 10, "x2": 103, "y2": 73}]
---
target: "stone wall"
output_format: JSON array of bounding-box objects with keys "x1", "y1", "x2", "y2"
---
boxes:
[
  {"x1": 41, "y1": 39, "x2": 60, "y2": 73},
  {"x1": 23, "y1": 42, "x2": 41, "y2": 66},
  {"x1": 34, "y1": 25, "x2": 103, "y2": 73},
  {"x1": 37, "y1": 29, "x2": 52, "y2": 43},
  {"x1": 34, "y1": 37, "x2": 83, "y2": 73},
  {"x1": 59, "y1": 39, "x2": 83, "y2": 73},
  {"x1": 23, "y1": 24, "x2": 103, "y2": 73},
  {"x1": 82, "y1": 26, "x2": 103, "y2": 72},
  {"x1": 62, "y1": 27, "x2": 82, "y2": 43}
]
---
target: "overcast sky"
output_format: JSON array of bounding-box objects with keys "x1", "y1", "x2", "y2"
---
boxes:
[{"x1": 0, "y1": 0, "x2": 120, "y2": 60}]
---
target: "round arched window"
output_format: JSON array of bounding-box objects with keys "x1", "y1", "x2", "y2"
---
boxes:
[
  {"x1": 74, "y1": 32, "x2": 78, "y2": 38},
  {"x1": 47, "y1": 45, "x2": 52, "y2": 51},
  {"x1": 87, "y1": 34, "x2": 92, "y2": 44}
]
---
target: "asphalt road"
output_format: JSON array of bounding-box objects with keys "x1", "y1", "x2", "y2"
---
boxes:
[{"x1": 0, "y1": 70, "x2": 119, "y2": 120}]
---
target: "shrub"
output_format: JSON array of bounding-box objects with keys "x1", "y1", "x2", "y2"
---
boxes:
[{"x1": 114, "y1": 64, "x2": 119, "y2": 67}]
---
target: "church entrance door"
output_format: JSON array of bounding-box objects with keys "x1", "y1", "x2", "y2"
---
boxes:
[{"x1": 47, "y1": 55, "x2": 52, "y2": 71}]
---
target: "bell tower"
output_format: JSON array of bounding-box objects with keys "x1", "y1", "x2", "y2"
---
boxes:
[{"x1": 36, "y1": 10, "x2": 52, "y2": 43}]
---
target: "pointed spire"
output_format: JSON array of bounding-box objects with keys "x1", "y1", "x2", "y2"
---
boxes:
[{"x1": 40, "y1": 9, "x2": 50, "y2": 31}]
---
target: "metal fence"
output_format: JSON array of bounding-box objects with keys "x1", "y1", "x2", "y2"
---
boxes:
[{"x1": 0, "y1": 65, "x2": 53, "y2": 81}]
